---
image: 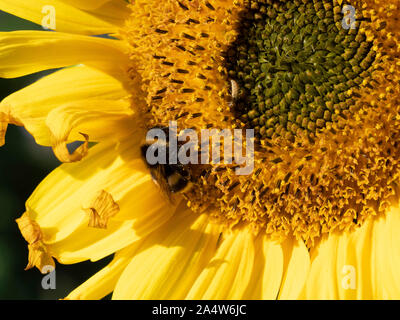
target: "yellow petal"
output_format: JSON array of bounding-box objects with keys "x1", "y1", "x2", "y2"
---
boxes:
[
  {"x1": 61, "y1": 0, "x2": 112, "y2": 10},
  {"x1": 0, "y1": 65, "x2": 131, "y2": 146},
  {"x1": 302, "y1": 211, "x2": 400, "y2": 300},
  {"x1": 334, "y1": 220, "x2": 374, "y2": 300},
  {"x1": 186, "y1": 229, "x2": 256, "y2": 300},
  {"x1": 46, "y1": 99, "x2": 135, "y2": 162},
  {"x1": 66, "y1": 241, "x2": 141, "y2": 300},
  {"x1": 0, "y1": 31, "x2": 130, "y2": 79},
  {"x1": 242, "y1": 236, "x2": 283, "y2": 299},
  {"x1": 302, "y1": 219, "x2": 376, "y2": 300},
  {"x1": 112, "y1": 208, "x2": 222, "y2": 300},
  {"x1": 302, "y1": 234, "x2": 340, "y2": 299},
  {"x1": 0, "y1": 0, "x2": 126, "y2": 35},
  {"x1": 369, "y1": 206, "x2": 400, "y2": 299},
  {"x1": 70, "y1": 0, "x2": 131, "y2": 29},
  {"x1": 278, "y1": 238, "x2": 310, "y2": 300},
  {"x1": 386, "y1": 207, "x2": 400, "y2": 297},
  {"x1": 24, "y1": 138, "x2": 177, "y2": 264}
]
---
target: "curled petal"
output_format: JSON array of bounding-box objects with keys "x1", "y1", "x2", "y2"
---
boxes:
[
  {"x1": 16, "y1": 212, "x2": 55, "y2": 273},
  {"x1": 46, "y1": 99, "x2": 135, "y2": 162},
  {"x1": 26, "y1": 241, "x2": 55, "y2": 273},
  {"x1": 16, "y1": 212, "x2": 43, "y2": 244},
  {"x1": 52, "y1": 132, "x2": 90, "y2": 163},
  {"x1": 85, "y1": 190, "x2": 120, "y2": 229}
]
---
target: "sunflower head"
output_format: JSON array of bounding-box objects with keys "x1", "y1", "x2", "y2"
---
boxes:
[
  {"x1": 1, "y1": 0, "x2": 400, "y2": 300},
  {"x1": 118, "y1": 0, "x2": 400, "y2": 247}
]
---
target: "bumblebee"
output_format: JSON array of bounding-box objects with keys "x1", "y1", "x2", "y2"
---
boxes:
[{"x1": 140, "y1": 127, "x2": 193, "y2": 202}]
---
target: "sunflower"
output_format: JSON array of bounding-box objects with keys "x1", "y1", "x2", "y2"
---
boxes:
[{"x1": 1, "y1": 0, "x2": 400, "y2": 300}]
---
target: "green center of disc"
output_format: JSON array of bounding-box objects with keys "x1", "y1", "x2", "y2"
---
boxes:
[{"x1": 225, "y1": 0, "x2": 376, "y2": 141}]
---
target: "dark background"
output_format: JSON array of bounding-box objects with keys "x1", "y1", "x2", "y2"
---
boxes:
[{"x1": 0, "y1": 11, "x2": 111, "y2": 299}]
